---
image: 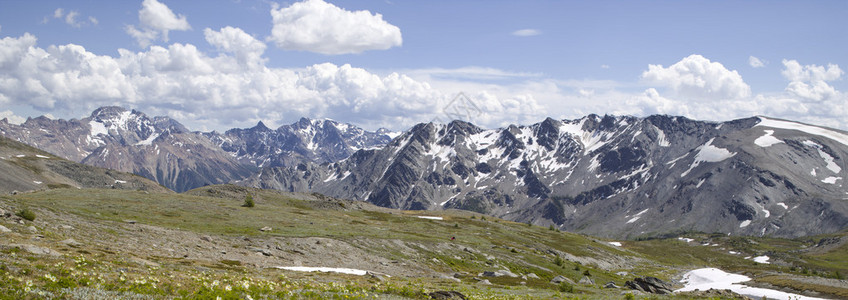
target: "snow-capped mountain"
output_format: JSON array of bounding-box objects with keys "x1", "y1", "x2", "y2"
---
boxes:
[
  {"x1": 204, "y1": 117, "x2": 395, "y2": 169},
  {"x1": 0, "y1": 107, "x2": 395, "y2": 192},
  {"x1": 240, "y1": 115, "x2": 848, "y2": 239}
]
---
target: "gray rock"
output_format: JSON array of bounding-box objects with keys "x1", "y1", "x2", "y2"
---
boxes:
[
  {"x1": 26, "y1": 226, "x2": 37, "y2": 233},
  {"x1": 604, "y1": 281, "x2": 620, "y2": 289},
  {"x1": 578, "y1": 276, "x2": 595, "y2": 286},
  {"x1": 428, "y1": 291, "x2": 467, "y2": 300},
  {"x1": 551, "y1": 275, "x2": 574, "y2": 284},
  {"x1": 200, "y1": 235, "x2": 213, "y2": 242},
  {"x1": 59, "y1": 238, "x2": 82, "y2": 247},
  {"x1": 9, "y1": 244, "x2": 61, "y2": 256},
  {"x1": 0, "y1": 225, "x2": 10, "y2": 233},
  {"x1": 260, "y1": 226, "x2": 272, "y2": 232},
  {"x1": 525, "y1": 273, "x2": 540, "y2": 279},
  {"x1": 481, "y1": 270, "x2": 518, "y2": 278},
  {"x1": 477, "y1": 279, "x2": 491, "y2": 285},
  {"x1": 625, "y1": 276, "x2": 673, "y2": 294}
]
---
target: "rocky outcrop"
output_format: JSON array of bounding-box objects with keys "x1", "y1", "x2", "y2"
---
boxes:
[{"x1": 625, "y1": 276, "x2": 673, "y2": 294}]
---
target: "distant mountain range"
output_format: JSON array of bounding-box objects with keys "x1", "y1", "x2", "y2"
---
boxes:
[
  {"x1": 239, "y1": 115, "x2": 848, "y2": 239},
  {"x1": 0, "y1": 107, "x2": 396, "y2": 192},
  {"x1": 2, "y1": 107, "x2": 847, "y2": 239}
]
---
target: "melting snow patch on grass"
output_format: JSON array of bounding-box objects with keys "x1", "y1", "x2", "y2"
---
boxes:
[
  {"x1": 274, "y1": 267, "x2": 368, "y2": 276},
  {"x1": 676, "y1": 268, "x2": 825, "y2": 300},
  {"x1": 677, "y1": 237, "x2": 694, "y2": 243},
  {"x1": 751, "y1": 256, "x2": 770, "y2": 264},
  {"x1": 607, "y1": 242, "x2": 622, "y2": 247},
  {"x1": 417, "y1": 216, "x2": 443, "y2": 220}
]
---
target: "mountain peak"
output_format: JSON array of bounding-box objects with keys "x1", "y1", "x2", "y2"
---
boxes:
[
  {"x1": 90, "y1": 106, "x2": 130, "y2": 119},
  {"x1": 252, "y1": 121, "x2": 271, "y2": 131}
]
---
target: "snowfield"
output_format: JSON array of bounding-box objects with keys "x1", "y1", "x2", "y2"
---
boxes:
[{"x1": 676, "y1": 268, "x2": 825, "y2": 300}]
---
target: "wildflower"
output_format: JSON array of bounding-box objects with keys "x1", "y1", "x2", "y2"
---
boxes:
[
  {"x1": 225, "y1": 285, "x2": 232, "y2": 291},
  {"x1": 44, "y1": 273, "x2": 58, "y2": 282}
]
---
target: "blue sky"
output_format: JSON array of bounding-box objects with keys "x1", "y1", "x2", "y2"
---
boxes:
[{"x1": 0, "y1": 0, "x2": 846, "y2": 131}]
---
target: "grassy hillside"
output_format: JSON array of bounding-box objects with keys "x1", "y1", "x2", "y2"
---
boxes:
[{"x1": 1, "y1": 185, "x2": 845, "y2": 299}]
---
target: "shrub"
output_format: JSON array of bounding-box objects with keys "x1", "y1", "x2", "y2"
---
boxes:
[
  {"x1": 558, "y1": 281, "x2": 574, "y2": 293},
  {"x1": 243, "y1": 193, "x2": 255, "y2": 208},
  {"x1": 583, "y1": 269, "x2": 591, "y2": 277},
  {"x1": 549, "y1": 224, "x2": 555, "y2": 231},
  {"x1": 554, "y1": 255, "x2": 564, "y2": 267},
  {"x1": 17, "y1": 208, "x2": 35, "y2": 221},
  {"x1": 624, "y1": 293, "x2": 635, "y2": 300}
]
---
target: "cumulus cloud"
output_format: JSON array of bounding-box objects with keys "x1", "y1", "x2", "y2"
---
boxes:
[
  {"x1": 512, "y1": 29, "x2": 541, "y2": 37},
  {"x1": 268, "y1": 0, "x2": 402, "y2": 55},
  {"x1": 204, "y1": 27, "x2": 266, "y2": 69},
  {"x1": 749, "y1": 56, "x2": 765, "y2": 68},
  {"x1": 642, "y1": 54, "x2": 751, "y2": 100},
  {"x1": 0, "y1": 110, "x2": 26, "y2": 125},
  {"x1": 0, "y1": 31, "x2": 492, "y2": 131},
  {"x1": 781, "y1": 59, "x2": 843, "y2": 102},
  {"x1": 125, "y1": 0, "x2": 191, "y2": 48}
]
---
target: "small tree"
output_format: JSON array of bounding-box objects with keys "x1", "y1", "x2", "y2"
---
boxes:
[
  {"x1": 583, "y1": 269, "x2": 591, "y2": 277},
  {"x1": 554, "y1": 255, "x2": 564, "y2": 267},
  {"x1": 17, "y1": 208, "x2": 36, "y2": 221},
  {"x1": 549, "y1": 224, "x2": 555, "y2": 231},
  {"x1": 243, "y1": 193, "x2": 255, "y2": 208},
  {"x1": 558, "y1": 281, "x2": 574, "y2": 293}
]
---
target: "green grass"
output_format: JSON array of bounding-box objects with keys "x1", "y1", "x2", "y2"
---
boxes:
[{"x1": 2, "y1": 186, "x2": 846, "y2": 299}]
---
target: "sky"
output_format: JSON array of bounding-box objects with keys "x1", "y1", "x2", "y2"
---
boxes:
[{"x1": 0, "y1": 0, "x2": 846, "y2": 132}]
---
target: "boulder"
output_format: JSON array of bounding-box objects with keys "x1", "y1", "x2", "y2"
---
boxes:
[
  {"x1": 428, "y1": 291, "x2": 467, "y2": 299},
  {"x1": 551, "y1": 275, "x2": 575, "y2": 284},
  {"x1": 477, "y1": 279, "x2": 491, "y2": 285},
  {"x1": 604, "y1": 281, "x2": 620, "y2": 289},
  {"x1": 578, "y1": 276, "x2": 595, "y2": 286},
  {"x1": 481, "y1": 270, "x2": 518, "y2": 278},
  {"x1": 59, "y1": 238, "x2": 82, "y2": 247},
  {"x1": 0, "y1": 224, "x2": 11, "y2": 233},
  {"x1": 8, "y1": 244, "x2": 61, "y2": 256},
  {"x1": 625, "y1": 276, "x2": 673, "y2": 294},
  {"x1": 525, "y1": 273, "x2": 540, "y2": 279},
  {"x1": 260, "y1": 226, "x2": 272, "y2": 232}
]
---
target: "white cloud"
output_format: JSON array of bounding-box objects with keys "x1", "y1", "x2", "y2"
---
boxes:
[
  {"x1": 601, "y1": 64, "x2": 610, "y2": 69},
  {"x1": 749, "y1": 56, "x2": 765, "y2": 68},
  {"x1": 512, "y1": 29, "x2": 541, "y2": 37},
  {"x1": 204, "y1": 27, "x2": 266, "y2": 69},
  {"x1": 126, "y1": 0, "x2": 191, "y2": 48},
  {"x1": 781, "y1": 59, "x2": 843, "y2": 102},
  {"x1": 268, "y1": 0, "x2": 402, "y2": 55},
  {"x1": 89, "y1": 16, "x2": 98, "y2": 26},
  {"x1": 0, "y1": 110, "x2": 25, "y2": 125},
  {"x1": 51, "y1": 8, "x2": 94, "y2": 28},
  {"x1": 642, "y1": 54, "x2": 751, "y2": 100}
]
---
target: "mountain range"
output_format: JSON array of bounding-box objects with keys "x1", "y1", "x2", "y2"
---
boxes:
[
  {"x1": 2, "y1": 107, "x2": 847, "y2": 239},
  {"x1": 0, "y1": 107, "x2": 395, "y2": 192},
  {"x1": 239, "y1": 115, "x2": 848, "y2": 239}
]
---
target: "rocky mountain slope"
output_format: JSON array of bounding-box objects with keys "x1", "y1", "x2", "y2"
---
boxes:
[
  {"x1": 203, "y1": 117, "x2": 394, "y2": 169},
  {"x1": 0, "y1": 107, "x2": 394, "y2": 192},
  {"x1": 0, "y1": 135, "x2": 169, "y2": 194},
  {"x1": 240, "y1": 115, "x2": 848, "y2": 239}
]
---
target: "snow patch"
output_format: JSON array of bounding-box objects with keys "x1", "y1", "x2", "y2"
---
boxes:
[
  {"x1": 655, "y1": 127, "x2": 670, "y2": 147},
  {"x1": 822, "y1": 176, "x2": 842, "y2": 184},
  {"x1": 417, "y1": 216, "x2": 443, "y2": 220},
  {"x1": 753, "y1": 130, "x2": 783, "y2": 147},
  {"x1": 777, "y1": 203, "x2": 788, "y2": 210},
  {"x1": 114, "y1": 180, "x2": 127, "y2": 184},
  {"x1": 607, "y1": 242, "x2": 622, "y2": 247},
  {"x1": 274, "y1": 267, "x2": 368, "y2": 276},
  {"x1": 751, "y1": 256, "x2": 770, "y2": 264},
  {"x1": 15, "y1": 154, "x2": 25, "y2": 158},
  {"x1": 33, "y1": 181, "x2": 42, "y2": 184},
  {"x1": 627, "y1": 209, "x2": 649, "y2": 224},
  {"x1": 761, "y1": 209, "x2": 770, "y2": 218},
  {"x1": 757, "y1": 116, "x2": 848, "y2": 147},
  {"x1": 681, "y1": 138, "x2": 736, "y2": 177},
  {"x1": 676, "y1": 268, "x2": 824, "y2": 300},
  {"x1": 677, "y1": 237, "x2": 694, "y2": 243},
  {"x1": 739, "y1": 220, "x2": 751, "y2": 228},
  {"x1": 36, "y1": 155, "x2": 49, "y2": 158}
]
